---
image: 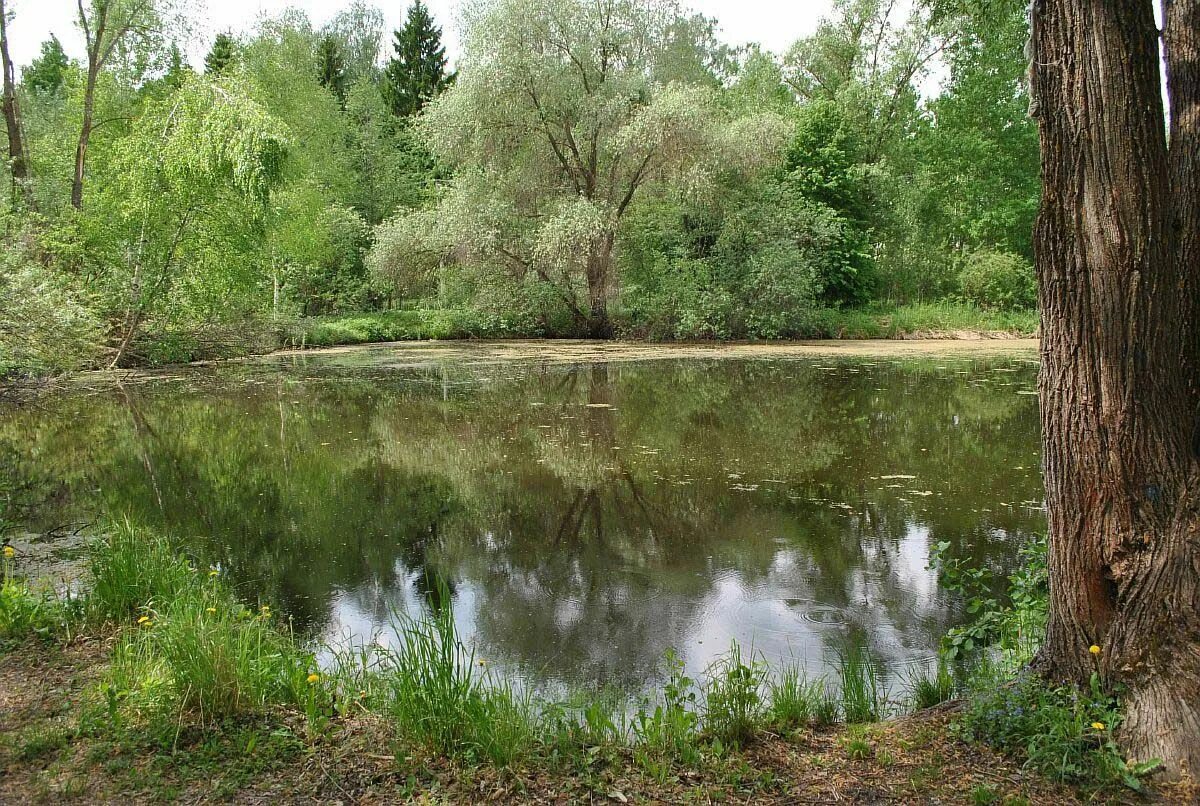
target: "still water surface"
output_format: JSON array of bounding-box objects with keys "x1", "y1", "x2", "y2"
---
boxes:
[{"x1": 6, "y1": 343, "x2": 1045, "y2": 694}]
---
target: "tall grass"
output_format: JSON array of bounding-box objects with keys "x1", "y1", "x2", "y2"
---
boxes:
[
  {"x1": 703, "y1": 642, "x2": 767, "y2": 745},
  {"x1": 768, "y1": 664, "x2": 836, "y2": 729},
  {"x1": 364, "y1": 597, "x2": 538, "y2": 764},
  {"x1": 87, "y1": 520, "x2": 197, "y2": 624},
  {"x1": 54, "y1": 524, "x2": 956, "y2": 772},
  {"x1": 838, "y1": 646, "x2": 888, "y2": 723}
]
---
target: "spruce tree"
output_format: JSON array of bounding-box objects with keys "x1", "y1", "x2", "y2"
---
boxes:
[
  {"x1": 23, "y1": 36, "x2": 70, "y2": 95},
  {"x1": 316, "y1": 35, "x2": 347, "y2": 105},
  {"x1": 383, "y1": 0, "x2": 451, "y2": 117},
  {"x1": 204, "y1": 33, "x2": 236, "y2": 76}
]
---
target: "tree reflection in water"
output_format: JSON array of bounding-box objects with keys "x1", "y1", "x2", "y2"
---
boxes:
[{"x1": 1, "y1": 351, "x2": 1044, "y2": 693}]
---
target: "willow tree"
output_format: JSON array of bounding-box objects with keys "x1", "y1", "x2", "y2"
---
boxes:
[
  {"x1": 96, "y1": 77, "x2": 287, "y2": 366},
  {"x1": 1029, "y1": 0, "x2": 1198, "y2": 779},
  {"x1": 373, "y1": 0, "x2": 786, "y2": 336}
]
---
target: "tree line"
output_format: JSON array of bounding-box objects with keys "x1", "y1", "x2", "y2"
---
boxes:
[{"x1": 0, "y1": 0, "x2": 1040, "y2": 374}]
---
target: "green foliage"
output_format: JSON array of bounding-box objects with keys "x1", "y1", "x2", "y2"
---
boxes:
[
  {"x1": 22, "y1": 36, "x2": 71, "y2": 96},
  {"x1": 315, "y1": 35, "x2": 347, "y2": 105},
  {"x1": 930, "y1": 534, "x2": 1047, "y2": 667},
  {"x1": 1, "y1": 0, "x2": 1042, "y2": 368},
  {"x1": 0, "y1": 233, "x2": 103, "y2": 378},
  {"x1": 782, "y1": 100, "x2": 877, "y2": 306},
  {"x1": 1, "y1": 559, "x2": 71, "y2": 647},
  {"x1": 632, "y1": 649, "x2": 702, "y2": 768},
  {"x1": 837, "y1": 646, "x2": 887, "y2": 723},
  {"x1": 957, "y1": 250, "x2": 1037, "y2": 312},
  {"x1": 204, "y1": 33, "x2": 237, "y2": 76},
  {"x1": 958, "y1": 670, "x2": 1158, "y2": 793},
  {"x1": 383, "y1": 0, "x2": 452, "y2": 117},
  {"x1": 703, "y1": 642, "x2": 767, "y2": 746},
  {"x1": 86, "y1": 522, "x2": 198, "y2": 625}
]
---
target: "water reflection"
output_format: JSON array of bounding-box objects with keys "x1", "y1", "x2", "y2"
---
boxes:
[{"x1": 3, "y1": 348, "x2": 1044, "y2": 693}]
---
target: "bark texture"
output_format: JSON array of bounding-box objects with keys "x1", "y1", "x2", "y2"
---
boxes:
[
  {"x1": 0, "y1": 0, "x2": 32, "y2": 207},
  {"x1": 1030, "y1": 0, "x2": 1200, "y2": 780}
]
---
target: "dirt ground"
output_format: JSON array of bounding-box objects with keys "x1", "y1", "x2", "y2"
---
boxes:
[{"x1": 0, "y1": 638, "x2": 1157, "y2": 806}]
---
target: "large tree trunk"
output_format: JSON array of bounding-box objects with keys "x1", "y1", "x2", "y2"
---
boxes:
[
  {"x1": 584, "y1": 234, "x2": 614, "y2": 339},
  {"x1": 1030, "y1": 0, "x2": 1200, "y2": 780},
  {"x1": 0, "y1": 0, "x2": 33, "y2": 208}
]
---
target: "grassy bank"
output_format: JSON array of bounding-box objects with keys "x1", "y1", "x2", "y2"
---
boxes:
[
  {"x1": 294, "y1": 303, "x2": 1039, "y2": 349},
  {"x1": 0, "y1": 526, "x2": 1168, "y2": 803}
]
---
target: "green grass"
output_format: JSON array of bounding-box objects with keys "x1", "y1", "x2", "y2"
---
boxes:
[
  {"x1": 907, "y1": 659, "x2": 958, "y2": 711},
  {"x1": 792, "y1": 302, "x2": 1038, "y2": 339},
  {"x1": 957, "y1": 665, "x2": 1157, "y2": 792},
  {"x1": 1, "y1": 553, "x2": 73, "y2": 646},
  {"x1": 86, "y1": 519, "x2": 198, "y2": 625},
  {"x1": 838, "y1": 646, "x2": 888, "y2": 723},
  {"x1": 703, "y1": 641, "x2": 768, "y2": 746},
  {"x1": 4, "y1": 521, "x2": 1147, "y2": 801},
  {"x1": 291, "y1": 302, "x2": 1038, "y2": 350}
]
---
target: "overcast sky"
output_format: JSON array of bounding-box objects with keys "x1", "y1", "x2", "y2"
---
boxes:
[{"x1": 6, "y1": 0, "x2": 838, "y2": 71}]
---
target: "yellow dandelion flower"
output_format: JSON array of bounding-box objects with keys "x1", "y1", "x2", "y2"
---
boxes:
[
  {"x1": 206, "y1": 607, "x2": 217, "y2": 614},
  {"x1": 208, "y1": 569, "x2": 220, "y2": 578},
  {"x1": 1089, "y1": 645, "x2": 1101, "y2": 655},
  {"x1": 1091, "y1": 722, "x2": 1105, "y2": 731},
  {"x1": 3, "y1": 546, "x2": 14, "y2": 559},
  {"x1": 306, "y1": 673, "x2": 321, "y2": 684},
  {"x1": 137, "y1": 615, "x2": 150, "y2": 624}
]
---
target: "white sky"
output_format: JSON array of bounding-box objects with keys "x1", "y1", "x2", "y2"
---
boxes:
[{"x1": 6, "y1": 0, "x2": 837, "y2": 71}]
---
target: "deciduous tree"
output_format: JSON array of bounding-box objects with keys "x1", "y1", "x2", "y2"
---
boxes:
[{"x1": 1029, "y1": 0, "x2": 1199, "y2": 780}]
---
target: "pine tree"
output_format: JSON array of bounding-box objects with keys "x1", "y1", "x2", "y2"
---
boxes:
[
  {"x1": 383, "y1": 0, "x2": 451, "y2": 117},
  {"x1": 316, "y1": 35, "x2": 347, "y2": 105},
  {"x1": 163, "y1": 44, "x2": 190, "y2": 90},
  {"x1": 23, "y1": 35, "x2": 70, "y2": 95},
  {"x1": 204, "y1": 33, "x2": 236, "y2": 76}
]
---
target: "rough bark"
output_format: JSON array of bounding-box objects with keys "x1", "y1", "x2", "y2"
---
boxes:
[
  {"x1": 1030, "y1": 0, "x2": 1200, "y2": 780},
  {"x1": 72, "y1": 0, "x2": 110, "y2": 210},
  {"x1": 585, "y1": 234, "x2": 615, "y2": 339},
  {"x1": 0, "y1": 0, "x2": 33, "y2": 207}
]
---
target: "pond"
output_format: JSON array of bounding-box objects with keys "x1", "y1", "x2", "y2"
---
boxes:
[{"x1": 2, "y1": 341, "x2": 1044, "y2": 696}]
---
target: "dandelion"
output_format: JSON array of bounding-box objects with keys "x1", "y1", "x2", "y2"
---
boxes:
[
  {"x1": 1089, "y1": 645, "x2": 1101, "y2": 655},
  {"x1": 3, "y1": 545, "x2": 14, "y2": 559},
  {"x1": 306, "y1": 673, "x2": 321, "y2": 684},
  {"x1": 205, "y1": 607, "x2": 217, "y2": 614},
  {"x1": 1091, "y1": 721, "x2": 1105, "y2": 731},
  {"x1": 137, "y1": 616, "x2": 153, "y2": 627},
  {"x1": 208, "y1": 569, "x2": 220, "y2": 578}
]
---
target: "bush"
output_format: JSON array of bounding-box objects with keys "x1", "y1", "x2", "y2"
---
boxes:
[
  {"x1": 0, "y1": 242, "x2": 103, "y2": 378},
  {"x1": 957, "y1": 250, "x2": 1037, "y2": 312},
  {"x1": 959, "y1": 669, "x2": 1157, "y2": 792}
]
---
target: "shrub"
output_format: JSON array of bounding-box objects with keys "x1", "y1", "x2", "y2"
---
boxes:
[
  {"x1": 0, "y1": 245, "x2": 103, "y2": 378},
  {"x1": 957, "y1": 250, "x2": 1037, "y2": 312},
  {"x1": 958, "y1": 668, "x2": 1158, "y2": 792},
  {"x1": 1, "y1": 559, "x2": 70, "y2": 646}
]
